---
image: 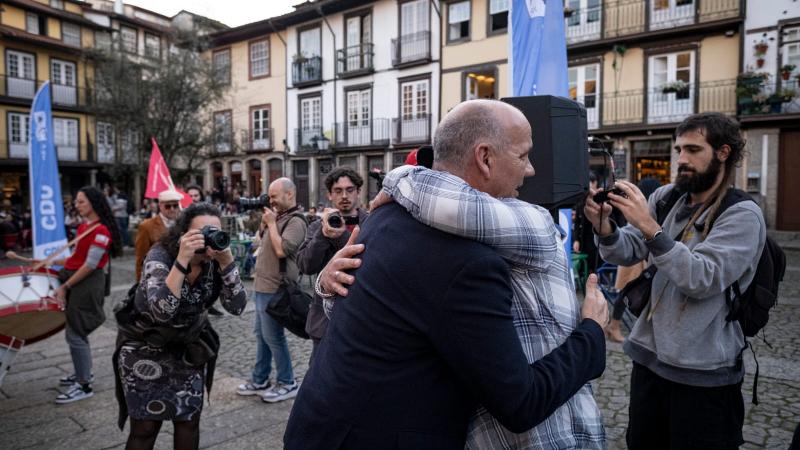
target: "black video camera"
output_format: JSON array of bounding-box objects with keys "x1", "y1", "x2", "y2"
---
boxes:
[
  {"x1": 238, "y1": 194, "x2": 270, "y2": 211},
  {"x1": 327, "y1": 212, "x2": 359, "y2": 229},
  {"x1": 195, "y1": 225, "x2": 230, "y2": 253},
  {"x1": 592, "y1": 187, "x2": 627, "y2": 203}
]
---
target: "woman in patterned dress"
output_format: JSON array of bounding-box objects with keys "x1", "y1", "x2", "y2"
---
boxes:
[{"x1": 114, "y1": 203, "x2": 247, "y2": 450}]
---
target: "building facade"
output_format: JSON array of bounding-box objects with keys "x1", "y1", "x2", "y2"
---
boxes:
[
  {"x1": 0, "y1": 0, "x2": 105, "y2": 203},
  {"x1": 737, "y1": 0, "x2": 799, "y2": 230}
]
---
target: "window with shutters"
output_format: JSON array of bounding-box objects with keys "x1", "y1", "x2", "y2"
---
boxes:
[
  {"x1": 447, "y1": 1, "x2": 471, "y2": 43},
  {"x1": 488, "y1": 0, "x2": 509, "y2": 34}
]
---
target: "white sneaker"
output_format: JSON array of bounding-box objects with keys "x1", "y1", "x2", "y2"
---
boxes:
[
  {"x1": 261, "y1": 381, "x2": 299, "y2": 403},
  {"x1": 59, "y1": 373, "x2": 94, "y2": 386},
  {"x1": 236, "y1": 380, "x2": 271, "y2": 396},
  {"x1": 55, "y1": 384, "x2": 94, "y2": 404}
]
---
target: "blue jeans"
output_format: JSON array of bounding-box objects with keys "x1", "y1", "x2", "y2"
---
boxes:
[
  {"x1": 252, "y1": 292, "x2": 294, "y2": 384},
  {"x1": 115, "y1": 216, "x2": 130, "y2": 246}
]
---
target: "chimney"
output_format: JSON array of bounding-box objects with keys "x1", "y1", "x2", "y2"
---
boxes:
[{"x1": 113, "y1": 0, "x2": 124, "y2": 14}]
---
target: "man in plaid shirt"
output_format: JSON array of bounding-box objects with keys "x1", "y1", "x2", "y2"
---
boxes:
[{"x1": 378, "y1": 165, "x2": 605, "y2": 449}]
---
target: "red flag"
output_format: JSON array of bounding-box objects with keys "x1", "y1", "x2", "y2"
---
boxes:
[
  {"x1": 175, "y1": 188, "x2": 193, "y2": 208},
  {"x1": 145, "y1": 137, "x2": 175, "y2": 199}
]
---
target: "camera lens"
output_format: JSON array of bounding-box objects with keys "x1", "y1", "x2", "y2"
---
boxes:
[
  {"x1": 328, "y1": 213, "x2": 343, "y2": 229},
  {"x1": 208, "y1": 229, "x2": 230, "y2": 251}
]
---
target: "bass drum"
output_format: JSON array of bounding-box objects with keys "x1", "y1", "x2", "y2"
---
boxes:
[{"x1": 0, "y1": 267, "x2": 64, "y2": 344}]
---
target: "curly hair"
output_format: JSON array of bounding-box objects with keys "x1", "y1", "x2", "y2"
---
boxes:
[
  {"x1": 324, "y1": 167, "x2": 363, "y2": 192},
  {"x1": 158, "y1": 202, "x2": 222, "y2": 260},
  {"x1": 78, "y1": 186, "x2": 122, "y2": 258},
  {"x1": 674, "y1": 112, "x2": 746, "y2": 175}
]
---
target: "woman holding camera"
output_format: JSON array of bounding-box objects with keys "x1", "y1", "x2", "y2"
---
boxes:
[{"x1": 114, "y1": 203, "x2": 247, "y2": 450}]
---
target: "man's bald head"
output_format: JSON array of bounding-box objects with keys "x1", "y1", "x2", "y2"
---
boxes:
[
  {"x1": 270, "y1": 177, "x2": 296, "y2": 194},
  {"x1": 268, "y1": 177, "x2": 296, "y2": 212},
  {"x1": 433, "y1": 100, "x2": 530, "y2": 173}
]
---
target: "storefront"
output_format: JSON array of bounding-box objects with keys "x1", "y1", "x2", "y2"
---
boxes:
[{"x1": 630, "y1": 139, "x2": 672, "y2": 185}]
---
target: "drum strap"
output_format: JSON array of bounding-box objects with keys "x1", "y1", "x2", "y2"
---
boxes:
[{"x1": 32, "y1": 223, "x2": 101, "y2": 271}]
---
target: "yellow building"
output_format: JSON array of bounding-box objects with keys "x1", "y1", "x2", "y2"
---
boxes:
[
  {"x1": 439, "y1": 0, "x2": 742, "y2": 187},
  {"x1": 0, "y1": 0, "x2": 106, "y2": 201},
  {"x1": 204, "y1": 20, "x2": 289, "y2": 198}
]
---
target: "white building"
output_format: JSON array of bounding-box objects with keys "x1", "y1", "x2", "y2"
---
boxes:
[
  {"x1": 738, "y1": 0, "x2": 800, "y2": 230},
  {"x1": 284, "y1": 0, "x2": 441, "y2": 208}
]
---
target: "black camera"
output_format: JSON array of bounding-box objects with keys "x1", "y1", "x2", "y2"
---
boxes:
[
  {"x1": 196, "y1": 225, "x2": 230, "y2": 253},
  {"x1": 327, "y1": 212, "x2": 359, "y2": 229},
  {"x1": 368, "y1": 170, "x2": 386, "y2": 190},
  {"x1": 238, "y1": 194, "x2": 270, "y2": 211},
  {"x1": 592, "y1": 187, "x2": 627, "y2": 203}
]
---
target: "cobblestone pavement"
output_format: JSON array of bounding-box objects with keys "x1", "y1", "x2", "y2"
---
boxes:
[{"x1": 1, "y1": 247, "x2": 798, "y2": 449}]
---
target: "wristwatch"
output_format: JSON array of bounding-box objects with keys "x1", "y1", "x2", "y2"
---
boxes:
[
  {"x1": 174, "y1": 260, "x2": 191, "y2": 275},
  {"x1": 644, "y1": 228, "x2": 663, "y2": 243}
]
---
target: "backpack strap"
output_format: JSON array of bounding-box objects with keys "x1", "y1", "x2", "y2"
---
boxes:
[
  {"x1": 278, "y1": 212, "x2": 308, "y2": 275},
  {"x1": 655, "y1": 186, "x2": 683, "y2": 226}
]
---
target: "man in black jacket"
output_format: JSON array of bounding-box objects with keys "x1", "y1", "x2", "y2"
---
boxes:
[
  {"x1": 296, "y1": 167, "x2": 368, "y2": 365},
  {"x1": 284, "y1": 100, "x2": 608, "y2": 449}
]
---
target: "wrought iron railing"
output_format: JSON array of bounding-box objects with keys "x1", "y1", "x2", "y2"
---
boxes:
[
  {"x1": 565, "y1": 6, "x2": 602, "y2": 44},
  {"x1": 336, "y1": 43, "x2": 374, "y2": 77},
  {"x1": 292, "y1": 56, "x2": 322, "y2": 86},
  {"x1": 334, "y1": 119, "x2": 390, "y2": 148},
  {"x1": 392, "y1": 114, "x2": 431, "y2": 144},
  {"x1": 0, "y1": 75, "x2": 89, "y2": 107},
  {"x1": 392, "y1": 31, "x2": 431, "y2": 67}
]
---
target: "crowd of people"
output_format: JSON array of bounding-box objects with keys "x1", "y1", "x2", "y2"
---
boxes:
[{"x1": 12, "y1": 99, "x2": 796, "y2": 450}]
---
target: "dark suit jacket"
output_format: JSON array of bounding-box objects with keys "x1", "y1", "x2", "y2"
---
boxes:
[{"x1": 284, "y1": 204, "x2": 606, "y2": 449}]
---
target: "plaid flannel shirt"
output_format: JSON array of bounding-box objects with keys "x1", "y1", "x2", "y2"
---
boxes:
[{"x1": 383, "y1": 166, "x2": 605, "y2": 450}]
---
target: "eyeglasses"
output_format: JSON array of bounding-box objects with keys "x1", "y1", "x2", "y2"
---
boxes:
[
  {"x1": 331, "y1": 187, "x2": 357, "y2": 196},
  {"x1": 162, "y1": 203, "x2": 180, "y2": 210}
]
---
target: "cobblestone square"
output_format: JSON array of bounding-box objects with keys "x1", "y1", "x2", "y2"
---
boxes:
[{"x1": 1, "y1": 246, "x2": 798, "y2": 449}]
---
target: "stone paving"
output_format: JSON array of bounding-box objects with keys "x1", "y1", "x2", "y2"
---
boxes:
[{"x1": 0, "y1": 247, "x2": 798, "y2": 449}]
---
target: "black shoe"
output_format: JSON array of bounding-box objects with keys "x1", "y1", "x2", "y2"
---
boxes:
[{"x1": 208, "y1": 306, "x2": 224, "y2": 316}]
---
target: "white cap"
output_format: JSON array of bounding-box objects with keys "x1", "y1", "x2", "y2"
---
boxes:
[{"x1": 158, "y1": 190, "x2": 183, "y2": 202}]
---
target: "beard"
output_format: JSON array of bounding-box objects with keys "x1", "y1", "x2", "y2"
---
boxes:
[{"x1": 674, "y1": 156, "x2": 723, "y2": 193}]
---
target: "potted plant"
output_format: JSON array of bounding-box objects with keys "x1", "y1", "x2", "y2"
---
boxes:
[
  {"x1": 661, "y1": 80, "x2": 689, "y2": 95},
  {"x1": 767, "y1": 93, "x2": 784, "y2": 113},
  {"x1": 754, "y1": 40, "x2": 769, "y2": 68},
  {"x1": 737, "y1": 71, "x2": 769, "y2": 88},
  {"x1": 292, "y1": 52, "x2": 308, "y2": 65},
  {"x1": 781, "y1": 64, "x2": 797, "y2": 81}
]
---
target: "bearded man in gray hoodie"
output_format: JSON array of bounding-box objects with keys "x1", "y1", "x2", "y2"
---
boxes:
[{"x1": 585, "y1": 112, "x2": 765, "y2": 450}]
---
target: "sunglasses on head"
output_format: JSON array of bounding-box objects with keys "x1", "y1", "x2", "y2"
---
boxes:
[{"x1": 162, "y1": 203, "x2": 180, "y2": 210}]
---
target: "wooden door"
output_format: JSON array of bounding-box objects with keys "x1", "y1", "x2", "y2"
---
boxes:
[{"x1": 778, "y1": 130, "x2": 800, "y2": 230}]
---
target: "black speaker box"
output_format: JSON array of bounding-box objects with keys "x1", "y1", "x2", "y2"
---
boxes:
[{"x1": 501, "y1": 95, "x2": 589, "y2": 210}]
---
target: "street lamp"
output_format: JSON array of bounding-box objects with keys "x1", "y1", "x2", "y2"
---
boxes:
[{"x1": 315, "y1": 134, "x2": 330, "y2": 152}]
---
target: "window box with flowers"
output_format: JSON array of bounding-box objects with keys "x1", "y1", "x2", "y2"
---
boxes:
[{"x1": 661, "y1": 80, "x2": 689, "y2": 96}]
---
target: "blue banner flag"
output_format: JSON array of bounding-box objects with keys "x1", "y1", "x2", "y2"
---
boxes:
[
  {"x1": 29, "y1": 82, "x2": 68, "y2": 261},
  {"x1": 511, "y1": 0, "x2": 569, "y2": 97}
]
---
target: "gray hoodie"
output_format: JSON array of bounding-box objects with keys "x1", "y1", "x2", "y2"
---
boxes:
[{"x1": 598, "y1": 184, "x2": 766, "y2": 387}]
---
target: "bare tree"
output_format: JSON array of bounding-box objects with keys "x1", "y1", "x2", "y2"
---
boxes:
[{"x1": 88, "y1": 28, "x2": 227, "y2": 203}]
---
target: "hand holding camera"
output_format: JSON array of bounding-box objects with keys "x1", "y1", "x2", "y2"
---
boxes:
[{"x1": 322, "y1": 208, "x2": 346, "y2": 239}]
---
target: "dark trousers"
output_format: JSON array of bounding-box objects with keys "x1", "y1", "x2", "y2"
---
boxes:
[{"x1": 627, "y1": 362, "x2": 744, "y2": 450}]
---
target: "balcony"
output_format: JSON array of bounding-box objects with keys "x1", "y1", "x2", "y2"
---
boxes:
[
  {"x1": 392, "y1": 31, "x2": 431, "y2": 67},
  {"x1": 336, "y1": 44, "x2": 374, "y2": 78},
  {"x1": 565, "y1": 6, "x2": 601, "y2": 44},
  {"x1": 1, "y1": 75, "x2": 89, "y2": 108},
  {"x1": 392, "y1": 115, "x2": 431, "y2": 145},
  {"x1": 295, "y1": 127, "x2": 326, "y2": 153},
  {"x1": 737, "y1": 76, "x2": 800, "y2": 117},
  {"x1": 249, "y1": 129, "x2": 274, "y2": 152},
  {"x1": 334, "y1": 119, "x2": 390, "y2": 148},
  {"x1": 292, "y1": 56, "x2": 322, "y2": 87},
  {"x1": 601, "y1": 79, "x2": 736, "y2": 127},
  {"x1": 649, "y1": 1, "x2": 694, "y2": 31},
  {"x1": 601, "y1": 0, "x2": 739, "y2": 40}
]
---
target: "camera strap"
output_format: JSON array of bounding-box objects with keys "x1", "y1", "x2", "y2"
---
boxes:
[{"x1": 277, "y1": 212, "x2": 307, "y2": 276}]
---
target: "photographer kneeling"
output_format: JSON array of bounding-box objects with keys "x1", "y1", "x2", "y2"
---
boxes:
[
  {"x1": 113, "y1": 203, "x2": 247, "y2": 450},
  {"x1": 297, "y1": 167, "x2": 368, "y2": 365}
]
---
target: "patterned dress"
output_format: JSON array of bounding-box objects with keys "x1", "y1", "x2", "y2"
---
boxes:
[{"x1": 117, "y1": 244, "x2": 246, "y2": 422}]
